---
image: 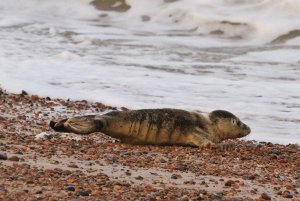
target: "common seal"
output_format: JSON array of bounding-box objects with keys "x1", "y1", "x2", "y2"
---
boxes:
[{"x1": 50, "y1": 109, "x2": 251, "y2": 148}]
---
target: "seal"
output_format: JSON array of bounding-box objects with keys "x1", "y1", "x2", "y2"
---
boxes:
[{"x1": 50, "y1": 109, "x2": 251, "y2": 148}]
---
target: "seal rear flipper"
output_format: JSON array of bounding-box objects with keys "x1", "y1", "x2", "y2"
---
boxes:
[
  {"x1": 49, "y1": 119, "x2": 71, "y2": 133},
  {"x1": 64, "y1": 116, "x2": 106, "y2": 135}
]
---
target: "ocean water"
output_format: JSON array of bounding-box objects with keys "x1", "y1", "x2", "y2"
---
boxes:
[{"x1": 0, "y1": 0, "x2": 299, "y2": 144}]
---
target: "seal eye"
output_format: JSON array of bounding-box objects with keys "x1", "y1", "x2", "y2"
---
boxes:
[{"x1": 231, "y1": 118, "x2": 237, "y2": 125}]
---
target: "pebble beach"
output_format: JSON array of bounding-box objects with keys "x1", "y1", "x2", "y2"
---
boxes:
[{"x1": 0, "y1": 89, "x2": 299, "y2": 200}]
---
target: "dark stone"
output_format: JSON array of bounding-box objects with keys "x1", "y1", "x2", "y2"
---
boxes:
[
  {"x1": 26, "y1": 180, "x2": 34, "y2": 184},
  {"x1": 91, "y1": 0, "x2": 131, "y2": 13},
  {"x1": 135, "y1": 176, "x2": 143, "y2": 180},
  {"x1": 0, "y1": 185, "x2": 7, "y2": 194},
  {"x1": 224, "y1": 180, "x2": 234, "y2": 187},
  {"x1": 248, "y1": 175, "x2": 256, "y2": 180},
  {"x1": 183, "y1": 180, "x2": 196, "y2": 185},
  {"x1": 9, "y1": 175, "x2": 18, "y2": 181},
  {"x1": 66, "y1": 186, "x2": 75, "y2": 191},
  {"x1": 261, "y1": 192, "x2": 271, "y2": 200},
  {"x1": 76, "y1": 190, "x2": 90, "y2": 196},
  {"x1": 0, "y1": 153, "x2": 8, "y2": 160},
  {"x1": 282, "y1": 190, "x2": 293, "y2": 198},
  {"x1": 21, "y1": 90, "x2": 28, "y2": 96},
  {"x1": 175, "y1": 164, "x2": 188, "y2": 171},
  {"x1": 270, "y1": 148, "x2": 282, "y2": 155},
  {"x1": 171, "y1": 174, "x2": 182, "y2": 179},
  {"x1": 36, "y1": 190, "x2": 43, "y2": 194},
  {"x1": 241, "y1": 155, "x2": 252, "y2": 160}
]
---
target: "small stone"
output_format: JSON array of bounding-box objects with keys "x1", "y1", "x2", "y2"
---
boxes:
[
  {"x1": 36, "y1": 190, "x2": 43, "y2": 194},
  {"x1": 66, "y1": 186, "x2": 75, "y2": 191},
  {"x1": 26, "y1": 180, "x2": 34, "y2": 184},
  {"x1": 9, "y1": 176, "x2": 18, "y2": 181},
  {"x1": 21, "y1": 90, "x2": 28, "y2": 96},
  {"x1": 260, "y1": 192, "x2": 271, "y2": 200},
  {"x1": 295, "y1": 159, "x2": 300, "y2": 168},
  {"x1": 0, "y1": 185, "x2": 7, "y2": 194},
  {"x1": 35, "y1": 132, "x2": 51, "y2": 141},
  {"x1": 232, "y1": 197, "x2": 244, "y2": 201},
  {"x1": 141, "y1": 15, "x2": 151, "y2": 22},
  {"x1": 0, "y1": 116, "x2": 6, "y2": 122},
  {"x1": 68, "y1": 164, "x2": 79, "y2": 168},
  {"x1": 31, "y1": 95, "x2": 39, "y2": 101},
  {"x1": 282, "y1": 190, "x2": 293, "y2": 198},
  {"x1": 180, "y1": 195, "x2": 189, "y2": 201},
  {"x1": 183, "y1": 180, "x2": 196, "y2": 185},
  {"x1": 171, "y1": 174, "x2": 182, "y2": 179},
  {"x1": 135, "y1": 176, "x2": 143, "y2": 180},
  {"x1": 224, "y1": 180, "x2": 235, "y2": 187},
  {"x1": 0, "y1": 153, "x2": 8, "y2": 160},
  {"x1": 210, "y1": 192, "x2": 224, "y2": 200},
  {"x1": 133, "y1": 185, "x2": 144, "y2": 192},
  {"x1": 270, "y1": 148, "x2": 282, "y2": 155},
  {"x1": 175, "y1": 164, "x2": 188, "y2": 171},
  {"x1": 241, "y1": 156, "x2": 252, "y2": 160},
  {"x1": 114, "y1": 185, "x2": 121, "y2": 191},
  {"x1": 248, "y1": 175, "x2": 256, "y2": 180},
  {"x1": 120, "y1": 107, "x2": 129, "y2": 111},
  {"x1": 76, "y1": 190, "x2": 89, "y2": 196},
  {"x1": 9, "y1": 156, "x2": 20, "y2": 161}
]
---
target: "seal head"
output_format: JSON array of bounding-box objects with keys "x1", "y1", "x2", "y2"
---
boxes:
[{"x1": 209, "y1": 110, "x2": 251, "y2": 140}]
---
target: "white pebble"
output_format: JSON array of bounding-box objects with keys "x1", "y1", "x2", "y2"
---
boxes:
[{"x1": 35, "y1": 132, "x2": 51, "y2": 141}]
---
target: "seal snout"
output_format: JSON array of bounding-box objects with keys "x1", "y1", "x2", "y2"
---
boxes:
[
  {"x1": 245, "y1": 124, "x2": 251, "y2": 134},
  {"x1": 241, "y1": 124, "x2": 251, "y2": 137}
]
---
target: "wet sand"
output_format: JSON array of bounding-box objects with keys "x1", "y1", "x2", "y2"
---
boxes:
[{"x1": 0, "y1": 89, "x2": 299, "y2": 200}]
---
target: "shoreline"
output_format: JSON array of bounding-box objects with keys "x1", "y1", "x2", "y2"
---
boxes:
[{"x1": 0, "y1": 89, "x2": 299, "y2": 200}]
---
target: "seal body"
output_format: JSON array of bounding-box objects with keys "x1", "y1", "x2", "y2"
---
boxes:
[{"x1": 50, "y1": 109, "x2": 251, "y2": 148}]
